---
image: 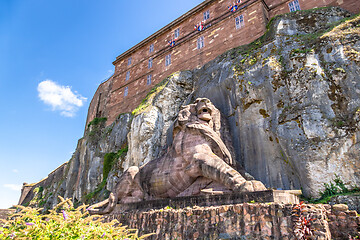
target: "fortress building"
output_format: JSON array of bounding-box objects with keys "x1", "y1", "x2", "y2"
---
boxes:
[{"x1": 86, "y1": 0, "x2": 360, "y2": 127}]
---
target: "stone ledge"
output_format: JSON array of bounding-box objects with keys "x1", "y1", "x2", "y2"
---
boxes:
[{"x1": 114, "y1": 190, "x2": 300, "y2": 212}]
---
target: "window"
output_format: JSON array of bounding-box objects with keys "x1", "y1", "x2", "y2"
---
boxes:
[
  {"x1": 203, "y1": 10, "x2": 210, "y2": 21},
  {"x1": 197, "y1": 36, "x2": 205, "y2": 49},
  {"x1": 148, "y1": 58, "x2": 153, "y2": 69},
  {"x1": 149, "y1": 44, "x2": 154, "y2": 53},
  {"x1": 174, "y1": 28, "x2": 180, "y2": 39},
  {"x1": 235, "y1": 15, "x2": 245, "y2": 29},
  {"x1": 288, "y1": 0, "x2": 300, "y2": 12},
  {"x1": 126, "y1": 71, "x2": 130, "y2": 81},
  {"x1": 165, "y1": 54, "x2": 171, "y2": 67},
  {"x1": 124, "y1": 86, "x2": 128, "y2": 97},
  {"x1": 147, "y1": 75, "x2": 152, "y2": 85},
  {"x1": 128, "y1": 57, "x2": 132, "y2": 66}
]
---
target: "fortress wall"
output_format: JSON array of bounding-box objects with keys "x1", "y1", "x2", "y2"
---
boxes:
[
  {"x1": 106, "y1": 0, "x2": 267, "y2": 124},
  {"x1": 106, "y1": 203, "x2": 360, "y2": 240},
  {"x1": 18, "y1": 162, "x2": 68, "y2": 206},
  {"x1": 85, "y1": 76, "x2": 113, "y2": 131},
  {"x1": 85, "y1": 0, "x2": 360, "y2": 127}
]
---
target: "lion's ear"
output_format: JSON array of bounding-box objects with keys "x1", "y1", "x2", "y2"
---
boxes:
[
  {"x1": 177, "y1": 104, "x2": 197, "y2": 124},
  {"x1": 177, "y1": 105, "x2": 191, "y2": 124}
]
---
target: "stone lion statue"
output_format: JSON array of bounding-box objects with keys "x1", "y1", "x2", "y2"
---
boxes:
[{"x1": 88, "y1": 98, "x2": 266, "y2": 215}]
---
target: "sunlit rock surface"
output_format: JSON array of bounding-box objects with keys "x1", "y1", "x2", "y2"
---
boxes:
[{"x1": 19, "y1": 8, "x2": 360, "y2": 209}]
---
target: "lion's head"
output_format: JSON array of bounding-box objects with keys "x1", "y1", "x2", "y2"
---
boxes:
[
  {"x1": 173, "y1": 98, "x2": 233, "y2": 166},
  {"x1": 176, "y1": 98, "x2": 221, "y2": 133}
]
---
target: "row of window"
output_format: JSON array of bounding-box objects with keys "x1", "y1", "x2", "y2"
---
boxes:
[
  {"x1": 125, "y1": 15, "x2": 246, "y2": 81},
  {"x1": 126, "y1": 9, "x2": 212, "y2": 67},
  {"x1": 125, "y1": 1, "x2": 300, "y2": 67},
  {"x1": 123, "y1": 74, "x2": 152, "y2": 97},
  {"x1": 123, "y1": 2, "x2": 301, "y2": 97}
]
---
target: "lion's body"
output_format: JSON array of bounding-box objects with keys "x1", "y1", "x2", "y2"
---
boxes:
[
  {"x1": 141, "y1": 126, "x2": 217, "y2": 198},
  {"x1": 88, "y1": 98, "x2": 267, "y2": 215}
]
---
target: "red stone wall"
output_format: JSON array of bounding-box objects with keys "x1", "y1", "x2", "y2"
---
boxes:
[
  {"x1": 85, "y1": 76, "x2": 113, "y2": 129},
  {"x1": 106, "y1": 203, "x2": 360, "y2": 240},
  {"x1": 102, "y1": 0, "x2": 268, "y2": 125},
  {"x1": 85, "y1": 0, "x2": 360, "y2": 127}
]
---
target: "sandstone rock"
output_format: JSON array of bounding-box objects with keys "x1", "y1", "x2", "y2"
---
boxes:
[
  {"x1": 125, "y1": 71, "x2": 193, "y2": 169},
  {"x1": 191, "y1": 7, "x2": 359, "y2": 197},
  {"x1": 18, "y1": 8, "x2": 360, "y2": 208}
]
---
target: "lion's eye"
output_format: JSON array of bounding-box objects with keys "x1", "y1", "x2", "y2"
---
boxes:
[{"x1": 202, "y1": 109, "x2": 208, "y2": 113}]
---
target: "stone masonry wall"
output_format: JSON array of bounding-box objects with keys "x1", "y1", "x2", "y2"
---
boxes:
[
  {"x1": 107, "y1": 203, "x2": 360, "y2": 240},
  {"x1": 85, "y1": 0, "x2": 360, "y2": 127},
  {"x1": 105, "y1": 0, "x2": 267, "y2": 125}
]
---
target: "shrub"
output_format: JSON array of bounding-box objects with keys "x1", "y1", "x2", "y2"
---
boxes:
[
  {"x1": 0, "y1": 196, "x2": 152, "y2": 239},
  {"x1": 85, "y1": 147, "x2": 128, "y2": 202},
  {"x1": 87, "y1": 117, "x2": 107, "y2": 128}
]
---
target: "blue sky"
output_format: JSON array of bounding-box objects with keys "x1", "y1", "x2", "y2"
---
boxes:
[{"x1": 0, "y1": 0, "x2": 204, "y2": 209}]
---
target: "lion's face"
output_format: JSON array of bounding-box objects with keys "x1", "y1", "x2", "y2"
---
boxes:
[
  {"x1": 174, "y1": 98, "x2": 221, "y2": 134},
  {"x1": 196, "y1": 100, "x2": 212, "y2": 122}
]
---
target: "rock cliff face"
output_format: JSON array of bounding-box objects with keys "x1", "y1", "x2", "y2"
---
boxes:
[{"x1": 19, "y1": 7, "x2": 360, "y2": 208}]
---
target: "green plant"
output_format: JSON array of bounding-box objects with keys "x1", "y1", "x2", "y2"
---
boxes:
[
  {"x1": 85, "y1": 147, "x2": 128, "y2": 201},
  {"x1": 335, "y1": 67, "x2": 346, "y2": 73},
  {"x1": 132, "y1": 78, "x2": 169, "y2": 116},
  {"x1": 304, "y1": 174, "x2": 360, "y2": 204},
  {"x1": 248, "y1": 57, "x2": 257, "y2": 65},
  {"x1": 87, "y1": 117, "x2": 107, "y2": 128},
  {"x1": 335, "y1": 120, "x2": 344, "y2": 127},
  {"x1": 103, "y1": 147, "x2": 128, "y2": 180},
  {"x1": 321, "y1": 174, "x2": 349, "y2": 198},
  {"x1": 0, "y1": 196, "x2": 152, "y2": 239},
  {"x1": 291, "y1": 48, "x2": 313, "y2": 56}
]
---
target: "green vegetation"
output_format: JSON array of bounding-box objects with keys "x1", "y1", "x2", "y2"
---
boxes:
[
  {"x1": 335, "y1": 67, "x2": 346, "y2": 73},
  {"x1": 103, "y1": 147, "x2": 128, "y2": 180},
  {"x1": 304, "y1": 175, "x2": 360, "y2": 204},
  {"x1": 87, "y1": 117, "x2": 107, "y2": 128},
  {"x1": 0, "y1": 196, "x2": 152, "y2": 239},
  {"x1": 85, "y1": 146, "x2": 128, "y2": 202},
  {"x1": 297, "y1": 11, "x2": 360, "y2": 44},
  {"x1": 87, "y1": 117, "x2": 108, "y2": 141},
  {"x1": 291, "y1": 48, "x2": 313, "y2": 56},
  {"x1": 231, "y1": 8, "x2": 360, "y2": 78},
  {"x1": 132, "y1": 77, "x2": 169, "y2": 116}
]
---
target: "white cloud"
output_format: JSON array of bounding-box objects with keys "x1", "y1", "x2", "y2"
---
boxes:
[
  {"x1": 12, "y1": 169, "x2": 18, "y2": 173},
  {"x1": 3, "y1": 184, "x2": 22, "y2": 191},
  {"x1": 37, "y1": 80, "x2": 87, "y2": 117}
]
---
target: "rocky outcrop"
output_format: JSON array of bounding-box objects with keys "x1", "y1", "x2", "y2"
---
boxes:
[
  {"x1": 189, "y1": 7, "x2": 360, "y2": 197},
  {"x1": 328, "y1": 193, "x2": 360, "y2": 212},
  {"x1": 19, "y1": 7, "x2": 360, "y2": 208},
  {"x1": 125, "y1": 71, "x2": 194, "y2": 169}
]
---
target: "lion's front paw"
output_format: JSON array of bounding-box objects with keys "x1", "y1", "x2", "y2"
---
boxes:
[
  {"x1": 87, "y1": 207, "x2": 99, "y2": 215},
  {"x1": 236, "y1": 180, "x2": 267, "y2": 192}
]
